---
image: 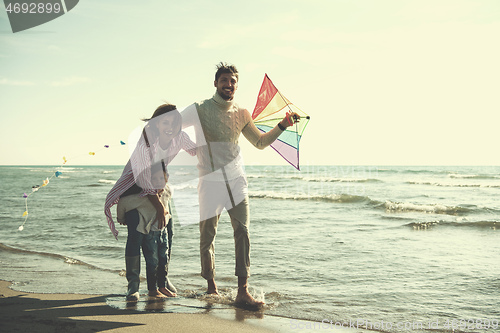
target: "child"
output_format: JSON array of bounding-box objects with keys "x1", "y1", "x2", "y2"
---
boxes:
[{"x1": 117, "y1": 161, "x2": 176, "y2": 300}]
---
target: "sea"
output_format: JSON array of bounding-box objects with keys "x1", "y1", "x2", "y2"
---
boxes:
[{"x1": 1, "y1": 165, "x2": 499, "y2": 332}]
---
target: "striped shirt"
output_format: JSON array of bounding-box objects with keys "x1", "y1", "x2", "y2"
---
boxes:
[{"x1": 104, "y1": 131, "x2": 196, "y2": 239}]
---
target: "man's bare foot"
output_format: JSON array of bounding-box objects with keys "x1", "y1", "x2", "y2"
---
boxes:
[
  {"x1": 235, "y1": 288, "x2": 265, "y2": 308},
  {"x1": 159, "y1": 287, "x2": 176, "y2": 297},
  {"x1": 207, "y1": 278, "x2": 219, "y2": 295},
  {"x1": 148, "y1": 289, "x2": 168, "y2": 298}
]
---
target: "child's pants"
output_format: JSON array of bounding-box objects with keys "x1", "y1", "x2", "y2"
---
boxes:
[{"x1": 125, "y1": 209, "x2": 172, "y2": 291}]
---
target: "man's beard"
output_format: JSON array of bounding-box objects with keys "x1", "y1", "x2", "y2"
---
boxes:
[{"x1": 218, "y1": 87, "x2": 234, "y2": 100}]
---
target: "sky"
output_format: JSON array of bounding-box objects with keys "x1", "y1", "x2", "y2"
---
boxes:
[{"x1": 1, "y1": 0, "x2": 499, "y2": 166}]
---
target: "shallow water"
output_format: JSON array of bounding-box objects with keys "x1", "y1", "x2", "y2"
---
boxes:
[{"x1": 1, "y1": 165, "x2": 499, "y2": 332}]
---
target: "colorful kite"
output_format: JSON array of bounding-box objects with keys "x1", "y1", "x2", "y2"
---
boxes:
[{"x1": 252, "y1": 74, "x2": 310, "y2": 170}]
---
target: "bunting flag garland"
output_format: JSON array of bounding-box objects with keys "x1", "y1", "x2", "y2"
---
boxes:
[{"x1": 18, "y1": 141, "x2": 126, "y2": 231}]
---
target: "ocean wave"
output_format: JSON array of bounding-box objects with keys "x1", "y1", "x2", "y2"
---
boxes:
[
  {"x1": 17, "y1": 167, "x2": 79, "y2": 173},
  {"x1": 246, "y1": 174, "x2": 266, "y2": 179},
  {"x1": 376, "y1": 168, "x2": 441, "y2": 174},
  {"x1": 249, "y1": 191, "x2": 375, "y2": 204},
  {"x1": 171, "y1": 183, "x2": 197, "y2": 191},
  {"x1": 173, "y1": 171, "x2": 194, "y2": 176},
  {"x1": 377, "y1": 168, "x2": 461, "y2": 175},
  {"x1": 448, "y1": 173, "x2": 500, "y2": 180},
  {"x1": 97, "y1": 179, "x2": 116, "y2": 185},
  {"x1": 305, "y1": 177, "x2": 382, "y2": 183},
  {"x1": 383, "y1": 201, "x2": 470, "y2": 216},
  {"x1": 246, "y1": 173, "x2": 302, "y2": 180},
  {"x1": 47, "y1": 167, "x2": 83, "y2": 173},
  {"x1": 406, "y1": 181, "x2": 500, "y2": 188},
  {"x1": 406, "y1": 220, "x2": 499, "y2": 230},
  {"x1": 246, "y1": 173, "x2": 382, "y2": 184},
  {"x1": 0, "y1": 243, "x2": 121, "y2": 273}
]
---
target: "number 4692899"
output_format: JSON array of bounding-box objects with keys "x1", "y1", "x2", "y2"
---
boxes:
[{"x1": 5, "y1": 2, "x2": 62, "y2": 14}]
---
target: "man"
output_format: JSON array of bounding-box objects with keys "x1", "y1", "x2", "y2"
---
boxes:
[{"x1": 182, "y1": 62, "x2": 299, "y2": 307}]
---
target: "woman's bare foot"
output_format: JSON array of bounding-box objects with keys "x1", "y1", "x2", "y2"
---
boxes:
[
  {"x1": 207, "y1": 278, "x2": 219, "y2": 295},
  {"x1": 148, "y1": 289, "x2": 168, "y2": 298},
  {"x1": 159, "y1": 287, "x2": 176, "y2": 297},
  {"x1": 126, "y1": 292, "x2": 139, "y2": 302}
]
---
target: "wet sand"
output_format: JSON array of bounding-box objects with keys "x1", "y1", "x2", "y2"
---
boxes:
[{"x1": 0, "y1": 280, "x2": 276, "y2": 333}]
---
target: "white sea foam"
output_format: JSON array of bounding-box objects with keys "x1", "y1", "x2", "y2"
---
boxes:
[
  {"x1": 249, "y1": 191, "x2": 372, "y2": 204},
  {"x1": 173, "y1": 171, "x2": 194, "y2": 176},
  {"x1": 448, "y1": 173, "x2": 500, "y2": 179},
  {"x1": 304, "y1": 176, "x2": 382, "y2": 183},
  {"x1": 98, "y1": 179, "x2": 116, "y2": 185},
  {"x1": 384, "y1": 200, "x2": 469, "y2": 215},
  {"x1": 171, "y1": 183, "x2": 197, "y2": 191},
  {"x1": 407, "y1": 181, "x2": 500, "y2": 188}
]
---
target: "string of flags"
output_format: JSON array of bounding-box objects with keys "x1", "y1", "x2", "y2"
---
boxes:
[{"x1": 18, "y1": 141, "x2": 126, "y2": 231}]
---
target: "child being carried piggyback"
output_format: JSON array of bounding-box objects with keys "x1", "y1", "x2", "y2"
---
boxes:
[{"x1": 117, "y1": 161, "x2": 176, "y2": 300}]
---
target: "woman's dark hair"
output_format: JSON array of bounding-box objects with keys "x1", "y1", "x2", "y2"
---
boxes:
[
  {"x1": 142, "y1": 103, "x2": 177, "y2": 122},
  {"x1": 142, "y1": 103, "x2": 181, "y2": 147}
]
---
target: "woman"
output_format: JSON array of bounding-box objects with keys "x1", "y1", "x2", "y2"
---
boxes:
[{"x1": 104, "y1": 104, "x2": 196, "y2": 301}]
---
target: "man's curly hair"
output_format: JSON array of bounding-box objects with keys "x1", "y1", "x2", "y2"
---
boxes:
[{"x1": 215, "y1": 62, "x2": 239, "y2": 82}]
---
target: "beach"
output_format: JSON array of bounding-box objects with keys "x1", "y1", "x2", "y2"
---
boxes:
[
  {"x1": 0, "y1": 279, "x2": 279, "y2": 333},
  {"x1": 0, "y1": 280, "x2": 373, "y2": 333}
]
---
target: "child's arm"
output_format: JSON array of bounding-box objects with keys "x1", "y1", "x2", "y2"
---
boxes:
[{"x1": 147, "y1": 193, "x2": 167, "y2": 229}]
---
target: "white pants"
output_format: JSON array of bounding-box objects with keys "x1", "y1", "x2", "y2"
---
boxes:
[{"x1": 198, "y1": 176, "x2": 250, "y2": 279}]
